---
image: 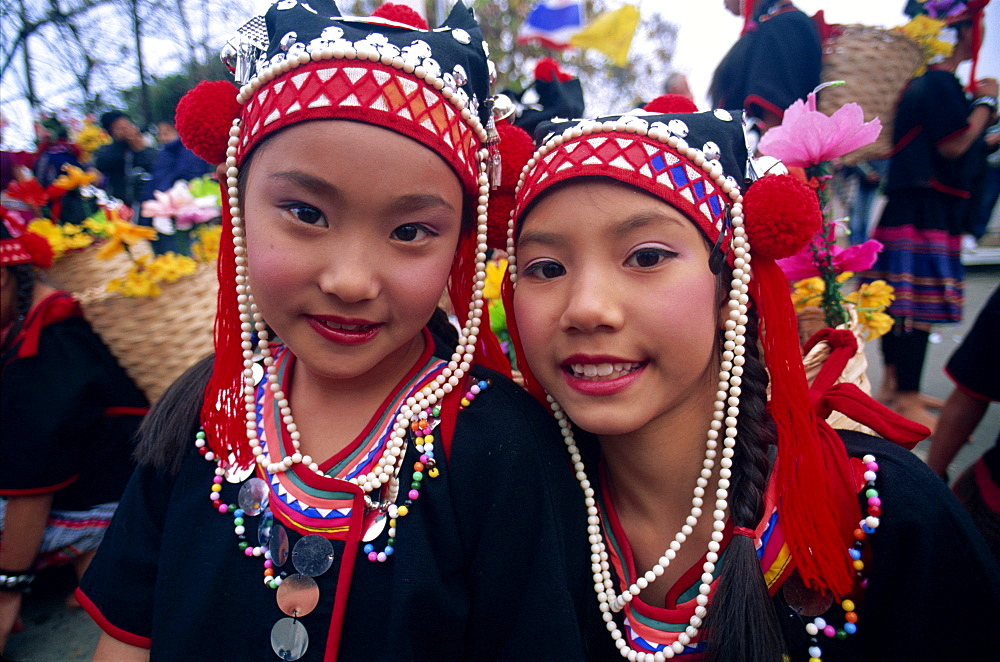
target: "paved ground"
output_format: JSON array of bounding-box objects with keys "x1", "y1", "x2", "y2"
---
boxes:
[{"x1": 4, "y1": 266, "x2": 998, "y2": 662}]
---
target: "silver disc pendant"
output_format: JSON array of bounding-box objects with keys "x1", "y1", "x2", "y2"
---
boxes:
[
  {"x1": 269, "y1": 523, "x2": 290, "y2": 567},
  {"x1": 291, "y1": 534, "x2": 335, "y2": 577},
  {"x1": 783, "y1": 572, "x2": 835, "y2": 617},
  {"x1": 362, "y1": 511, "x2": 386, "y2": 543},
  {"x1": 238, "y1": 477, "x2": 269, "y2": 515},
  {"x1": 271, "y1": 617, "x2": 309, "y2": 661}
]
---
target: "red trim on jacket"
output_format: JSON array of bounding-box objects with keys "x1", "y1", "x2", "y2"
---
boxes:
[
  {"x1": 935, "y1": 124, "x2": 970, "y2": 147},
  {"x1": 744, "y1": 93, "x2": 785, "y2": 126},
  {"x1": 0, "y1": 474, "x2": 78, "y2": 496},
  {"x1": 75, "y1": 587, "x2": 153, "y2": 649},
  {"x1": 929, "y1": 177, "x2": 971, "y2": 199}
]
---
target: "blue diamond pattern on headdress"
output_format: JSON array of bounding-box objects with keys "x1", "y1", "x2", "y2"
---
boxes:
[
  {"x1": 669, "y1": 164, "x2": 688, "y2": 186},
  {"x1": 650, "y1": 153, "x2": 668, "y2": 174}
]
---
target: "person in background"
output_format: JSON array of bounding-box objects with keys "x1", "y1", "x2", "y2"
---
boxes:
[
  {"x1": 664, "y1": 72, "x2": 695, "y2": 104},
  {"x1": 0, "y1": 211, "x2": 148, "y2": 654},
  {"x1": 32, "y1": 117, "x2": 90, "y2": 224},
  {"x1": 710, "y1": 0, "x2": 821, "y2": 134},
  {"x1": 865, "y1": 0, "x2": 997, "y2": 429},
  {"x1": 93, "y1": 110, "x2": 155, "y2": 211},
  {"x1": 926, "y1": 284, "x2": 1000, "y2": 561},
  {"x1": 843, "y1": 158, "x2": 889, "y2": 245},
  {"x1": 142, "y1": 120, "x2": 212, "y2": 201}
]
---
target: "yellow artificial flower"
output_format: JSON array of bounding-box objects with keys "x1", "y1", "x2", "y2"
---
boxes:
[
  {"x1": 73, "y1": 121, "x2": 111, "y2": 162},
  {"x1": 483, "y1": 258, "x2": 508, "y2": 300},
  {"x1": 897, "y1": 15, "x2": 953, "y2": 75},
  {"x1": 51, "y1": 165, "x2": 100, "y2": 191},
  {"x1": 791, "y1": 277, "x2": 825, "y2": 311},
  {"x1": 190, "y1": 225, "x2": 222, "y2": 263},
  {"x1": 860, "y1": 311, "x2": 895, "y2": 339},
  {"x1": 26, "y1": 218, "x2": 93, "y2": 257},
  {"x1": 96, "y1": 219, "x2": 158, "y2": 260}
]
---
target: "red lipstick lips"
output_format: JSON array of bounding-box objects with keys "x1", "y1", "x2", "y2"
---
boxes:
[{"x1": 307, "y1": 315, "x2": 382, "y2": 345}]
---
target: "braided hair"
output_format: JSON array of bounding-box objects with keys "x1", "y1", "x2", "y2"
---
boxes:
[{"x1": 704, "y1": 291, "x2": 787, "y2": 661}]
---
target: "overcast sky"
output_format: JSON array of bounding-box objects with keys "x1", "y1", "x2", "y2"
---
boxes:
[{"x1": 2, "y1": 1, "x2": 998, "y2": 148}]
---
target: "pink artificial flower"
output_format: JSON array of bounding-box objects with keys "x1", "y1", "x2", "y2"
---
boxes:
[
  {"x1": 140, "y1": 180, "x2": 219, "y2": 232},
  {"x1": 777, "y1": 225, "x2": 884, "y2": 280},
  {"x1": 758, "y1": 92, "x2": 882, "y2": 168}
]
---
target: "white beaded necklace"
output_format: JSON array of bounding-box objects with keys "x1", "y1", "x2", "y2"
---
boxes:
[
  {"x1": 220, "y1": 44, "x2": 495, "y2": 505},
  {"x1": 507, "y1": 119, "x2": 752, "y2": 659}
]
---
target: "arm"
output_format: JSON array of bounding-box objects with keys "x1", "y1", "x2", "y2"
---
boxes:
[
  {"x1": 938, "y1": 78, "x2": 998, "y2": 160},
  {"x1": 93, "y1": 634, "x2": 150, "y2": 662},
  {"x1": 924, "y1": 388, "x2": 990, "y2": 478},
  {"x1": 0, "y1": 492, "x2": 54, "y2": 651}
]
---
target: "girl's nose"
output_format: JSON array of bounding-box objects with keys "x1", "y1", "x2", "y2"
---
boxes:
[
  {"x1": 317, "y1": 244, "x2": 380, "y2": 303},
  {"x1": 559, "y1": 271, "x2": 624, "y2": 333}
]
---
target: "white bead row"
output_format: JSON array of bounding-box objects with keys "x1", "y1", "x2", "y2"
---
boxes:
[{"x1": 234, "y1": 45, "x2": 488, "y2": 146}]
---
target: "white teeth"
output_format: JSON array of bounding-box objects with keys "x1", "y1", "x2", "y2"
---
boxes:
[
  {"x1": 324, "y1": 321, "x2": 370, "y2": 331},
  {"x1": 568, "y1": 362, "x2": 642, "y2": 380}
]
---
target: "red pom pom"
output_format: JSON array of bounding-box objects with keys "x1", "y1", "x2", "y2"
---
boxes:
[
  {"x1": 487, "y1": 120, "x2": 535, "y2": 250},
  {"x1": 643, "y1": 94, "x2": 698, "y2": 114},
  {"x1": 176, "y1": 80, "x2": 242, "y2": 165},
  {"x1": 534, "y1": 57, "x2": 573, "y2": 83},
  {"x1": 371, "y1": 3, "x2": 429, "y2": 30},
  {"x1": 20, "y1": 231, "x2": 54, "y2": 269},
  {"x1": 742, "y1": 174, "x2": 822, "y2": 260}
]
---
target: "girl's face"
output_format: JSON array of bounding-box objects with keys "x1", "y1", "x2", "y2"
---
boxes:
[
  {"x1": 513, "y1": 180, "x2": 721, "y2": 438},
  {"x1": 243, "y1": 120, "x2": 464, "y2": 388}
]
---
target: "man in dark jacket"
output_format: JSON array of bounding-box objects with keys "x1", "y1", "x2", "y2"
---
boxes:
[{"x1": 93, "y1": 111, "x2": 156, "y2": 210}]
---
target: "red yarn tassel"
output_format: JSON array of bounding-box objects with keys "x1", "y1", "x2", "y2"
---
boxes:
[
  {"x1": 200, "y1": 179, "x2": 254, "y2": 469},
  {"x1": 444, "y1": 228, "x2": 510, "y2": 376},
  {"x1": 501, "y1": 273, "x2": 547, "y2": 404},
  {"x1": 751, "y1": 257, "x2": 855, "y2": 597}
]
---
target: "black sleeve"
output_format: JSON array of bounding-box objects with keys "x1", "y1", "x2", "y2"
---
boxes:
[
  {"x1": 1, "y1": 320, "x2": 123, "y2": 494},
  {"x1": 841, "y1": 432, "x2": 1000, "y2": 660},
  {"x1": 76, "y1": 459, "x2": 174, "y2": 647},
  {"x1": 741, "y1": 11, "x2": 822, "y2": 120},
  {"x1": 946, "y1": 285, "x2": 1000, "y2": 401},
  {"x1": 446, "y1": 369, "x2": 612, "y2": 659},
  {"x1": 920, "y1": 72, "x2": 970, "y2": 145}
]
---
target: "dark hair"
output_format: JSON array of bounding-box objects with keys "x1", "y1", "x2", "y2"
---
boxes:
[
  {"x1": 703, "y1": 290, "x2": 786, "y2": 661},
  {"x1": 0, "y1": 225, "x2": 38, "y2": 366},
  {"x1": 133, "y1": 353, "x2": 213, "y2": 474},
  {"x1": 100, "y1": 110, "x2": 130, "y2": 134}
]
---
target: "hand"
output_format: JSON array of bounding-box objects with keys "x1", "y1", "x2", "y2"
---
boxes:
[{"x1": 974, "y1": 78, "x2": 998, "y2": 99}]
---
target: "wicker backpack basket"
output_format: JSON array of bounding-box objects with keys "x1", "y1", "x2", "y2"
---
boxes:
[
  {"x1": 818, "y1": 25, "x2": 924, "y2": 165},
  {"x1": 76, "y1": 262, "x2": 219, "y2": 404}
]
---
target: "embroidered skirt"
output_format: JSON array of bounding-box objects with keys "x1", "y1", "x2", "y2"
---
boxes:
[{"x1": 866, "y1": 189, "x2": 965, "y2": 324}]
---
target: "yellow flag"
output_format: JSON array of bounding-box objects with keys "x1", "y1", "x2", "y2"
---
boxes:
[{"x1": 568, "y1": 5, "x2": 641, "y2": 67}]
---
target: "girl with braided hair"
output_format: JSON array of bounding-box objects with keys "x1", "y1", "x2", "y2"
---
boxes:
[{"x1": 503, "y1": 102, "x2": 1000, "y2": 660}]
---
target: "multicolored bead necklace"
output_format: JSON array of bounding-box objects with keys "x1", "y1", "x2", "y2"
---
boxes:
[{"x1": 803, "y1": 453, "x2": 880, "y2": 662}]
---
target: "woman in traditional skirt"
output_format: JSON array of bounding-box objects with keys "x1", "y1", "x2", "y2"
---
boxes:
[{"x1": 866, "y1": 0, "x2": 997, "y2": 428}]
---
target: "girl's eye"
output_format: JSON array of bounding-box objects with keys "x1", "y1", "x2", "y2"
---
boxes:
[
  {"x1": 391, "y1": 223, "x2": 434, "y2": 242},
  {"x1": 284, "y1": 204, "x2": 325, "y2": 226},
  {"x1": 626, "y1": 247, "x2": 675, "y2": 269},
  {"x1": 523, "y1": 260, "x2": 566, "y2": 280}
]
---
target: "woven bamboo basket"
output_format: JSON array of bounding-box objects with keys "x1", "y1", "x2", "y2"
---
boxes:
[
  {"x1": 800, "y1": 306, "x2": 875, "y2": 435},
  {"x1": 818, "y1": 25, "x2": 924, "y2": 166},
  {"x1": 77, "y1": 262, "x2": 218, "y2": 404},
  {"x1": 45, "y1": 244, "x2": 136, "y2": 296}
]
